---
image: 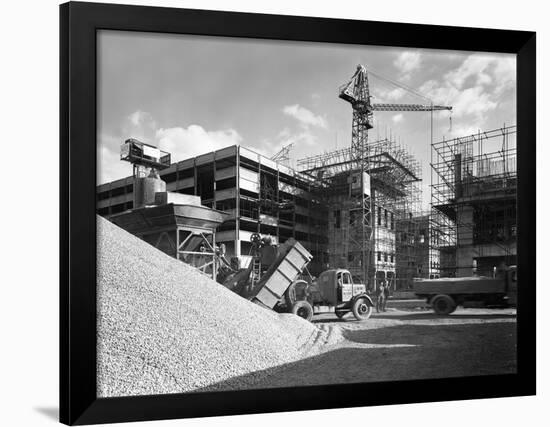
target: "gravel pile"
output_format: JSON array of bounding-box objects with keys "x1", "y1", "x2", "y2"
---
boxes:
[{"x1": 97, "y1": 215, "x2": 340, "y2": 397}]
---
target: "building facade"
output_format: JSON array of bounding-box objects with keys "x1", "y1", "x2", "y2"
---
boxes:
[
  {"x1": 97, "y1": 145, "x2": 329, "y2": 274},
  {"x1": 394, "y1": 214, "x2": 443, "y2": 289},
  {"x1": 323, "y1": 175, "x2": 397, "y2": 288}
]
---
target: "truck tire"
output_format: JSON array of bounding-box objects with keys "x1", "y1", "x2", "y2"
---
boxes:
[
  {"x1": 431, "y1": 294, "x2": 457, "y2": 315},
  {"x1": 352, "y1": 297, "x2": 373, "y2": 320},
  {"x1": 291, "y1": 301, "x2": 313, "y2": 322}
]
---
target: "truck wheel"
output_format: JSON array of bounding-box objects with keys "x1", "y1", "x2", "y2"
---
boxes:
[
  {"x1": 432, "y1": 294, "x2": 457, "y2": 315},
  {"x1": 352, "y1": 297, "x2": 373, "y2": 320},
  {"x1": 291, "y1": 301, "x2": 313, "y2": 322}
]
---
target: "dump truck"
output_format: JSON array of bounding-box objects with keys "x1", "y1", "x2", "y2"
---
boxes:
[
  {"x1": 413, "y1": 266, "x2": 517, "y2": 315},
  {"x1": 223, "y1": 233, "x2": 374, "y2": 321},
  {"x1": 222, "y1": 234, "x2": 314, "y2": 318},
  {"x1": 286, "y1": 268, "x2": 374, "y2": 320}
]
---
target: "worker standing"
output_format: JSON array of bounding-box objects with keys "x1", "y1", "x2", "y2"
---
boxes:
[
  {"x1": 375, "y1": 280, "x2": 386, "y2": 313},
  {"x1": 382, "y1": 279, "x2": 391, "y2": 312}
]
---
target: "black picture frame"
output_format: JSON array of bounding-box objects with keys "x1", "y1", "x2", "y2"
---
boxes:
[{"x1": 60, "y1": 1, "x2": 536, "y2": 425}]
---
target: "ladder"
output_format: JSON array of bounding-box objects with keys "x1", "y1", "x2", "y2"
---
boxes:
[{"x1": 251, "y1": 257, "x2": 262, "y2": 285}]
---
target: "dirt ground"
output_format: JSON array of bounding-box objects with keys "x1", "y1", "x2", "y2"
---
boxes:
[{"x1": 199, "y1": 305, "x2": 517, "y2": 391}]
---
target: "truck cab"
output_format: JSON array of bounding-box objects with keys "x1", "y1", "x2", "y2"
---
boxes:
[
  {"x1": 313, "y1": 269, "x2": 366, "y2": 305},
  {"x1": 308, "y1": 269, "x2": 374, "y2": 320}
]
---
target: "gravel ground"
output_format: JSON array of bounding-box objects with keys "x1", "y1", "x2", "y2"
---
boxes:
[
  {"x1": 97, "y1": 216, "x2": 516, "y2": 395},
  {"x1": 96, "y1": 216, "x2": 341, "y2": 397},
  {"x1": 198, "y1": 307, "x2": 517, "y2": 391}
]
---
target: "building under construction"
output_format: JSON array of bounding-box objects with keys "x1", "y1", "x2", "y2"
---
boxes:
[
  {"x1": 97, "y1": 144, "x2": 329, "y2": 274},
  {"x1": 97, "y1": 66, "x2": 519, "y2": 290},
  {"x1": 395, "y1": 212, "x2": 438, "y2": 287},
  {"x1": 431, "y1": 125, "x2": 517, "y2": 277},
  {"x1": 97, "y1": 64, "x2": 455, "y2": 290},
  {"x1": 296, "y1": 136, "x2": 426, "y2": 290}
]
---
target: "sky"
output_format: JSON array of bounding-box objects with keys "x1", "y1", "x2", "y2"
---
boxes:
[{"x1": 97, "y1": 30, "x2": 516, "y2": 208}]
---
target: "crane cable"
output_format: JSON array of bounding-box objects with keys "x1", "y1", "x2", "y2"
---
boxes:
[
  {"x1": 367, "y1": 67, "x2": 432, "y2": 104},
  {"x1": 369, "y1": 65, "x2": 454, "y2": 135}
]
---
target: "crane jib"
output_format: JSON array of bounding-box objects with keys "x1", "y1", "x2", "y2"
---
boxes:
[{"x1": 372, "y1": 104, "x2": 453, "y2": 112}]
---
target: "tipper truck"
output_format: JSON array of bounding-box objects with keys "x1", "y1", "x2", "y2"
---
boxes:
[
  {"x1": 303, "y1": 269, "x2": 374, "y2": 320},
  {"x1": 222, "y1": 234, "x2": 315, "y2": 318},
  {"x1": 222, "y1": 233, "x2": 374, "y2": 321},
  {"x1": 413, "y1": 266, "x2": 517, "y2": 315}
]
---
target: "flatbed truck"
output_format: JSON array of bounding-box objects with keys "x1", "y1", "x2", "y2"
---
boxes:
[{"x1": 413, "y1": 266, "x2": 517, "y2": 315}]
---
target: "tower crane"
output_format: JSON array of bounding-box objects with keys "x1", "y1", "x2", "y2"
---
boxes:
[
  {"x1": 339, "y1": 64, "x2": 452, "y2": 161},
  {"x1": 338, "y1": 64, "x2": 452, "y2": 288}
]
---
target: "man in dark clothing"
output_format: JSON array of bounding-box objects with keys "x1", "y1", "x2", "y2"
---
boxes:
[
  {"x1": 375, "y1": 280, "x2": 386, "y2": 313},
  {"x1": 382, "y1": 280, "x2": 391, "y2": 312}
]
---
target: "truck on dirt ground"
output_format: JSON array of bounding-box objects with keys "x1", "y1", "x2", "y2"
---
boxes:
[
  {"x1": 412, "y1": 266, "x2": 517, "y2": 315},
  {"x1": 286, "y1": 269, "x2": 374, "y2": 321},
  {"x1": 222, "y1": 233, "x2": 374, "y2": 321}
]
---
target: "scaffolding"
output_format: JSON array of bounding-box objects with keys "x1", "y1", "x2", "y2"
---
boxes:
[
  {"x1": 298, "y1": 137, "x2": 424, "y2": 289},
  {"x1": 237, "y1": 153, "x2": 329, "y2": 275},
  {"x1": 430, "y1": 125, "x2": 517, "y2": 277},
  {"x1": 270, "y1": 143, "x2": 294, "y2": 167}
]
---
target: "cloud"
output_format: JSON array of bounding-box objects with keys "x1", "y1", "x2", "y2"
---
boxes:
[
  {"x1": 418, "y1": 54, "x2": 514, "y2": 122},
  {"x1": 97, "y1": 111, "x2": 243, "y2": 183},
  {"x1": 258, "y1": 125, "x2": 319, "y2": 165},
  {"x1": 394, "y1": 51, "x2": 422, "y2": 80},
  {"x1": 441, "y1": 53, "x2": 515, "y2": 95},
  {"x1": 452, "y1": 86, "x2": 497, "y2": 118},
  {"x1": 477, "y1": 73, "x2": 492, "y2": 86},
  {"x1": 394, "y1": 51, "x2": 422, "y2": 73},
  {"x1": 493, "y1": 56, "x2": 516, "y2": 94},
  {"x1": 372, "y1": 87, "x2": 407, "y2": 102},
  {"x1": 280, "y1": 130, "x2": 316, "y2": 147},
  {"x1": 123, "y1": 111, "x2": 157, "y2": 142},
  {"x1": 97, "y1": 134, "x2": 132, "y2": 184},
  {"x1": 156, "y1": 125, "x2": 242, "y2": 162},
  {"x1": 129, "y1": 111, "x2": 152, "y2": 126},
  {"x1": 282, "y1": 104, "x2": 327, "y2": 129},
  {"x1": 445, "y1": 54, "x2": 494, "y2": 89},
  {"x1": 392, "y1": 114, "x2": 404, "y2": 123},
  {"x1": 447, "y1": 123, "x2": 483, "y2": 139},
  {"x1": 262, "y1": 129, "x2": 316, "y2": 156},
  {"x1": 386, "y1": 88, "x2": 407, "y2": 101}
]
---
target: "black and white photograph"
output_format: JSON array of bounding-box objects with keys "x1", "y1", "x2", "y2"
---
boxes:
[
  {"x1": 2, "y1": 0, "x2": 544, "y2": 426},
  {"x1": 95, "y1": 31, "x2": 519, "y2": 396}
]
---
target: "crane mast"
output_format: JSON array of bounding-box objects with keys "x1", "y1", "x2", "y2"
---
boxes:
[
  {"x1": 338, "y1": 64, "x2": 452, "y2": 288},
  {"x1": 338, "y1": 65, "x2": 375, "y2": 285}
]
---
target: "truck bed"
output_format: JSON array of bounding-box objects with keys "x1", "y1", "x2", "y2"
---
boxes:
[
  {"x1": 413, "y1": 276, "x2": 506, "y2": 295},
  {"x1": 250, "y1": 239, "x2": 312, "y2": 309}
]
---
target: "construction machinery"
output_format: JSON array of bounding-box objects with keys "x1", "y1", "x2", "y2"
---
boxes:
[
  {"x1": 222, "y1": 233, "x2": 314, "y2": 316},
  {"x1": 110, "y1": 139, "x2": 230, "y2": 281},
  {"x1": 306, "y1": 269, "x2": 375, "y2": 320},
  {"x1": 223, "y1": 233, "x2": 375, "y2": 321},
  {"x1": 111, "y1": 139, "x2": 375, "y2": 318},
  {"x1": 413, "y1": 265, "x2": 517, "y2": 314},
  {"x1": 338, "y1": 64, "x2": 452, "y2": 288}
]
